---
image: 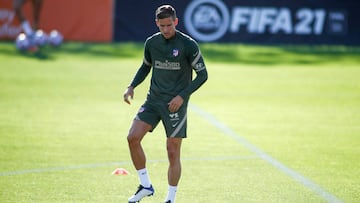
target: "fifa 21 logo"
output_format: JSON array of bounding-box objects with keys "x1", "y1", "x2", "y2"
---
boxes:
[{"x1": 184, "y1": 0, "x2": 345, "y2": 42}]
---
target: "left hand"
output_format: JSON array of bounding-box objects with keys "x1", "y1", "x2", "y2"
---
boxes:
[{"x1": 168, "y1": 95, "x2": 184, "y2": 113}]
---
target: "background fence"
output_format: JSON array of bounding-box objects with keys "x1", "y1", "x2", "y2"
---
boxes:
[{"x1": 1, "y1": 0, "x2": 359, "y2": 44}]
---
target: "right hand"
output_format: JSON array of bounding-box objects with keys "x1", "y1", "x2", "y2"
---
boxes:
[{"x1": 123, "y1": 86, "x2": 134, "y2": 104}]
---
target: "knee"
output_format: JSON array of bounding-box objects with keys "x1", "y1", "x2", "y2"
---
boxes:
[
  {"x1": 167, "y1": 139, "x2": 182, "y2": 163},
  {"x1": 167, "y1": 145, "x2": 180, "y2": 163},
  {"x1": 127, "y1": 131, "x2": 143, "y2": 147},
  {"x1": 126, "y1": 120, "x2": 150, "y2": 146},
  {"x1": 13, "y1": 5, "x2": 21, "y2": 13},
  {"x1": 127, "y1": 133, "x2": 138, "y2": 145}
]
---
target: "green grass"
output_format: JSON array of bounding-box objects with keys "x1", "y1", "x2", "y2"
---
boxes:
[{"x1": 0, "y1": 41, "x2": 359, "y2": 202}]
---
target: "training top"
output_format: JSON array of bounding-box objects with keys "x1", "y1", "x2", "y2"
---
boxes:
[{"x1": 130, "y1": 30, "x2": 208, "y2": 104}]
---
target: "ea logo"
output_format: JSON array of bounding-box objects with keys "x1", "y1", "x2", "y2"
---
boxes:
[{"x1": 184, "y1": 0, "x2": 229, "y2": 42}]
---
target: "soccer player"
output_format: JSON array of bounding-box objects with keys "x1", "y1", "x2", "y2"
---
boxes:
[
  {"x1": 123, "y1": 4, "x2": 208, "y2": 203},
  {"x1": 13, "y1": 0, "x2": 43, "y2": 35},
  {"x1": 13, "y1": 0, "x2": 43, "y2": 49}
]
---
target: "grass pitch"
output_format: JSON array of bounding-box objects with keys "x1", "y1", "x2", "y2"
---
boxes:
[{"x1": 0, "y1": 42, "x2": 359, "y2": 202}]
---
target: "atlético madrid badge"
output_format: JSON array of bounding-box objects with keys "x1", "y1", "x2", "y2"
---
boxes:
[
  {"x1": 138, "y1": 107, "x2": 145, "y2": 113},
  {"x1": 173, "y1": 49, "x2": 179, "y2": 57}
]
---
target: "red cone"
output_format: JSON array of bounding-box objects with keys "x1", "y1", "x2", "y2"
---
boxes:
[{"x1": 112, "y1": 168, "x2": 129, "y2": 175}]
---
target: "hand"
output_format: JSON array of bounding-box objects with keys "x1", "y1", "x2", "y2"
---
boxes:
[
  {"x1": 123, "y1": 86, "x2": 134, "y2": 104},
  {"x1": 168, "y1": 95, "x2": 184, "y2": 112}
]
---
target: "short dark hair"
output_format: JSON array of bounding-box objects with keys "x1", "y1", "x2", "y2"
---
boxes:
[{"x1": 155, "y1": 5, "x2": 177, "y2": 20}]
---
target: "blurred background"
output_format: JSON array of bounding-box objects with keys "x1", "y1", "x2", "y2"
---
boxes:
[{"x1": 1, "y1": 0, "x2": 359, "y2": 45}]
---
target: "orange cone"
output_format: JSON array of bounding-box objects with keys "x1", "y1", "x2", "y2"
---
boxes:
[{"x1": 112, "y1": 168, "x2": 129, "y2": 175}]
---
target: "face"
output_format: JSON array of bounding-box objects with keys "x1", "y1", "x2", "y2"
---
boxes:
[{"x1": 156, "y1": 17, "x2": 178, "y2": 39}]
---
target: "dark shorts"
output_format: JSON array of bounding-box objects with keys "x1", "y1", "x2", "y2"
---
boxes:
[{"x1": 135, "y1": 101, "x2": 187, "y2": 138}]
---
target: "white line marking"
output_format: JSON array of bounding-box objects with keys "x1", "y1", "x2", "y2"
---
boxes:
[
  {"x1": 0, "y1": 155, "x2": 257, "y2": 177},
  {"x1": 0, "y1": 162, "x2": 129, "y2": 176},
  {"x1": 189, "y1": 103, "x2": 343, "y2": 203}
]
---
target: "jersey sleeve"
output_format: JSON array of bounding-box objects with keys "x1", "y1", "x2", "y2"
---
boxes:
[
  {"x1": 188, "y1": 40, "x2": 206, "y2": 73},
  {"x1": 178, "y1": 40, "x2": 208, "y2": 99},
  {"x1": 129, "y1": 40, "x2": 152, "y2": 88},
  {"x1": 143, "y1": 39, "x2": 152, "y2": 66}
]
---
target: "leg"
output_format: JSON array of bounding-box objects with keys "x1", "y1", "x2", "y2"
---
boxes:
[
  {"x1": 165, "y1": 137, "x2": 182, "y2": 202},
  {"x1": 32, "y1": 0, "x2": 43, "y2": 30},
  {"x1": 13, "y1": 0, "x2": 34, "y2": 35},
  {"x1": 167, "y1": 137, "x2": 182, "y2": 186},
  {"x1": 127, "y1": 119, "x2": 151, "y2": 170},
  {"x1": 127, "y1": 119, "x2": 155, "y2": 203},
  {"x1": 13, "y1": 0, "x2": 26, "y2": 23}
]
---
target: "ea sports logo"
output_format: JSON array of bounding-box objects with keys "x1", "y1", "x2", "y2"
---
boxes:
[{"x1": 184, "y1": 0, "x2": 229, "y2": 42}]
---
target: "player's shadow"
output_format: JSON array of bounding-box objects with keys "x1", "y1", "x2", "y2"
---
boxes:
[
  {"x1": 55, "y1": 42, "x2": 143, "y2": 59},
  {"x1": 17, "y1": 48, "x2": 54, "y2": 60},
  {"x1": 4, "y1": 41, "x2": 359, "y2": 65},
  {"x1": 0, "y1": 41, "x2": 58, "y2": 60},
  {"x1": 1, "y1": 41, "x2": 143, "y2": 60}
]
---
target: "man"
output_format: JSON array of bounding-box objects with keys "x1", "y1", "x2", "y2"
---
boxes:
[
  {"x1": 13, "y1": 0, "x2": 43, "y2": 36},
  {"x1": 123, "y1": 4, "x2": 208, "y2": 203},
  {"x1": 13, "y1": 0, "x2": 43, "y2": 51}
]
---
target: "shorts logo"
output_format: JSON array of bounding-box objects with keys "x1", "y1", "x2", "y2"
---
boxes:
[
  {"x1": 172, "y1": 122, "x2": 179, "y2": 128},
  {"x1": 169, "y1": 113, "x2": 179, "y2": 120},
  {"x1": 138, "y1": 107, "x2": 145, "y2": 113},
  {"x1": 169, "y1": 113, "x2": 180, "y2": 128}
]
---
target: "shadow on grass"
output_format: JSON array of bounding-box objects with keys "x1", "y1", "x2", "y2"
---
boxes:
[
  {"x1": 200, "y1": 43, "x2": 360, "y2": 65},
  {"x1": 0, "y1": 41, "x2": 144, "y2": 61},
  {"x1": 54, "y1": 42, "x2": 144, "y2": 58},
  {"x1": 1, "y1": 41, "x2": 359, "y2": 65}
]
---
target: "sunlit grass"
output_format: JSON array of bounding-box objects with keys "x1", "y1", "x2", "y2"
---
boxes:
[{"x1": 0, "y1": 42, "x2": 359, "y2": 202}]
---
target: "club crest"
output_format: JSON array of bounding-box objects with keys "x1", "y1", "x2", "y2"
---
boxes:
[
  {"x1": 172, "y1": 49, "x2": 179, "y2": 57},
  {"x1": 138, "y1": 107, "x2": 145, "y2": 113}
]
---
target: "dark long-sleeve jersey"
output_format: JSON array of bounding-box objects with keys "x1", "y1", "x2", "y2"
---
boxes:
[{"x1": 130, "y1": 30, "x2": 208, "y2": 104}]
